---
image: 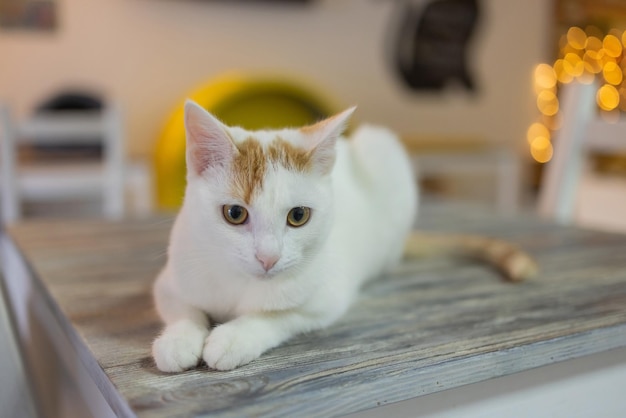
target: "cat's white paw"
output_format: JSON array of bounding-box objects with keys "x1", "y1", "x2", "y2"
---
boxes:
[
  {"x1": 152, "y1": 319, "x2": 210, "y2": 372},
  {"x1": 203, "y1": 323, "x2": 262, "y2": 371}
]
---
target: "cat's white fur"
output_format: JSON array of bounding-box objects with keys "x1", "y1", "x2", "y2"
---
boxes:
[{"x1": 152, "y1": 101, "x2": 418, "y2": 371}]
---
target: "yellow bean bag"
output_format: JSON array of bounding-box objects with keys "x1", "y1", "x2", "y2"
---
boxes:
[{"x1": 154, "y1": 73, "x2": 340, "y2": 210}]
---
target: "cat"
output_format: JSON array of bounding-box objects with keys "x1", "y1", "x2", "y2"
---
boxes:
[{"x1": 152, "y1": 101, "x2": 536, "y2": 372}]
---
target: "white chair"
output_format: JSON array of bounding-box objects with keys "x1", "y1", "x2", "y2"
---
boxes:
[
  {"x1": 538, "y1": 81, "x2": 626, "y2": 231},
  {"x1": 0, "y1": 103, "x2": 125, "y2": 223},
  {"x1": 413, "y1": 145, "x2": 521, "y2": 214}
]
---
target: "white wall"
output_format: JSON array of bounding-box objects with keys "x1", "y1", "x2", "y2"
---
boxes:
[{"x1": 0, "y1": 0, "x2": 550, "y2": 159}]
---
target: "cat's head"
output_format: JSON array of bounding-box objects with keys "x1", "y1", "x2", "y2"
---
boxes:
[{"x1": 182, "y1": 101, "x2": 355, "y2": 279}]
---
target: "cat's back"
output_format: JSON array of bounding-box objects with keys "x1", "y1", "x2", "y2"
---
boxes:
[
  {"x1": 330, "y1": 125, "x2": 418, "y2": 281},
  {"x1": 335, "y1": 124, "x2": 417, "y2": 213}
]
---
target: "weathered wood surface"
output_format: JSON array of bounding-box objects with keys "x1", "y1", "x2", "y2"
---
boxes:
[{"x1": 7, "y1": 203, "x2": 626, "y2": 417}]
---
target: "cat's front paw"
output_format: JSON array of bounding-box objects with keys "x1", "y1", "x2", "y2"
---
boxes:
[
  {"x1": 152, "y1": 319, "x2": 210, "y2": 372},
  {"x1": 203, "y1": 323, "x2": 262, "y2": 371}
]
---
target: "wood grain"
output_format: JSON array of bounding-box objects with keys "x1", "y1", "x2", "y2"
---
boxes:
[{"x1": 7, "y1": 203, "x2": 626, "y2": 417}]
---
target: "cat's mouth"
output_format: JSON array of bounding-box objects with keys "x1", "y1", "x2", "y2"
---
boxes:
[
  {"x1": 254, "y1": 264, "x2": 291, "y2": 280},
  {"x1": 255, "y1": 268, "x2": 281, "y2": 280}
]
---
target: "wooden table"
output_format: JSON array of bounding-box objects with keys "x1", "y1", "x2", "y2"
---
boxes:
[{"x1": 2, "y1": 203, "x2": 626, "y2": 417}]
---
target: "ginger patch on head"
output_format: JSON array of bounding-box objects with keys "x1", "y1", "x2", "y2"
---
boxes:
[
  {"x1": 231, "y1": 138, "x2": 267, "y2": 204},
  {"x1": 230, "y1": 137, "x2": 313, "y2": 204},
  {"x1": 267, "y1": 138, "x2": 312, "y2": 172}
]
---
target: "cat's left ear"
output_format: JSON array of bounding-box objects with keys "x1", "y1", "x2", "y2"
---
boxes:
[{"x1": 303, "y1": 106, "x2": 356, "y2": 175}]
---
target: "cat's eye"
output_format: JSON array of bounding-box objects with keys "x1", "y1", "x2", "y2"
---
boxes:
[
  {"x1": 223, "y1": 205, "x2": 248, "y2": 225},
  {"x1": 287, "y1": 206, "x2": 311, "y2": 227}
]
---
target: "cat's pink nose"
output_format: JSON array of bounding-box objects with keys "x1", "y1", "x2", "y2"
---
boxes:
[{"x1": 256, "y1": 254, "x2": 279, "y2": 272}]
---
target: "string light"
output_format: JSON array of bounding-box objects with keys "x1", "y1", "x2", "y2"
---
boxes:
[
  {"x1": 529, "y1": 26, "x2": 626, "y2": 163},
  {"x1": 526, "y1": 122, "x2": 551, "y2": 144},
  {"x1": 537, "y1": 90, "x2": 559, "y2": 116},
  {"x1": 603, "y1": 34, "x2": 623, "y2": 58},
  {"x1": 597, "y1": 84, "x2": 620, "y2": 111},
  {"x1": 603, "y1": 61, "x2": 623, "y2": 85},
  {"x1": 567, "y1": 26, "x2": 587, "y2": 50},
  {"x1": 530, "y1": 137, "x2": 553, "y2": 163}
]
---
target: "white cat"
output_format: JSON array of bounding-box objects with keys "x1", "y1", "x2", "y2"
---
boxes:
[{"x1": 152, "y1": 101, "x2": 534, "y2": 372}]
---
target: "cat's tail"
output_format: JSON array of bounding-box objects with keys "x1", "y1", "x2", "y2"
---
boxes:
[{"x1": 404, "y1": 232, "x2": 538, "y2": 282}]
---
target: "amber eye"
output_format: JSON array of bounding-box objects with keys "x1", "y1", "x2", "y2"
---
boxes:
[
  {"x1": 223, "y1": 205, "x2": 248, "y2": 225},
  {"x1": 287, "y1": 206, "x2": 311, "y2": 227}
]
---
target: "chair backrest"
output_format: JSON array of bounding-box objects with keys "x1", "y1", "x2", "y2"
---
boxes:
[
  {"x1": 538, "y1": 81, "x2": 626, "y2": 226},
  {"x1": 0, "y1": 103, "x2": 125, "y2": 223}
]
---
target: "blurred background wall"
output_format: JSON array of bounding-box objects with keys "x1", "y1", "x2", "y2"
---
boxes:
[{"x1": 0, "y1": 0, "x2": 550, "y2": 160}]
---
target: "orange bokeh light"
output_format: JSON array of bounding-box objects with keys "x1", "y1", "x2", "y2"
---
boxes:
[
  {"x1": 597, "y1": 84, "x2": 620, "y2": 111},
  {"x1": 567, "y1": 27, "x2": 587, "y2": 50},
  {"x1": 529, "y1": 27, "x2": 626, "y2": 163},
  {"x1": 604, "y1": 34, "x2": 623, "y2": 58}
]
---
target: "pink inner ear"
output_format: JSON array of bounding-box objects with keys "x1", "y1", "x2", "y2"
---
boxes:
[{"x1": 184, "y1": 101, "x2": 237, "y2": 175}]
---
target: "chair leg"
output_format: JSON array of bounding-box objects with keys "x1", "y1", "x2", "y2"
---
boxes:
[
  {"x1": 537, "y1": 82, "x2": 597, "y2": 223},
  {"x1": 102, "y1": 104, "x2": 125, "y2": 220},
  {"x1": 0, "y1": 106, "x2": 20, "y2": 224}
]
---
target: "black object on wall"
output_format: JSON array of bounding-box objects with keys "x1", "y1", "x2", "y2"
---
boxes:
[
  {"x1": 36, "y1": 91, "x2": 103, "y2": 112},
  {"x1": 391, "y1": 0, "x2": 480, "y2": 92},
  {"x1": 30, "y1": 90, "x2": 104, "y2": 159}
]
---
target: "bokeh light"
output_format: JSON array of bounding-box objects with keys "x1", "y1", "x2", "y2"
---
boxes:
[
  {"x1": 597, "y1": 84, "x2": 620, "y2": 111},
  {"x1": 554, "y1": 59, "x2": 574, "y2": 83},
  {"x1": 537, "y1": 90, "x2": 559, "y2": 116},
  {"x1": 603, "y1": 61, "x2": 623, "y2": 85},
  {"x1": 585, "y1": 36, "x2": 603, "y2": 57},
  {"x1": 528, "y1": 26, "x2": 626, "y2": 163},
  {"x1": 603, "y1": 34, "x2": 623, "y2": 58},
  {"x1": 534, "y1": 63, "x2": 557, "y2": 91},
  {"x1": 526, "y1": 122, "x2": 551, "y2": 144},
  {"x1": 563, "y1": 53, "x2": 585, "y2": 76},
  {"x1": 530, "y1": 137, "x2": 553, "y2": 163},
  {"x1": 583, "y1": 51, "x2": 602, "y2": 73},
  {"x1": 567, "y1": 27, "x2": 587, "y2": 50}
]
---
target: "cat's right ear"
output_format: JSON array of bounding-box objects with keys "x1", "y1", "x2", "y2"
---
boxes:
[
  {"x1": 303, "y1": 106, "x2": 356, "y2": 175},
  {"x1": 184, "y1": 100, "x2": 237, "y2": 176}
]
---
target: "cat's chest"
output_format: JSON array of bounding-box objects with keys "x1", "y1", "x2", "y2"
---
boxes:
[{"x1": 174, "y1": 267, "x2": 245, "y2": 318}]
